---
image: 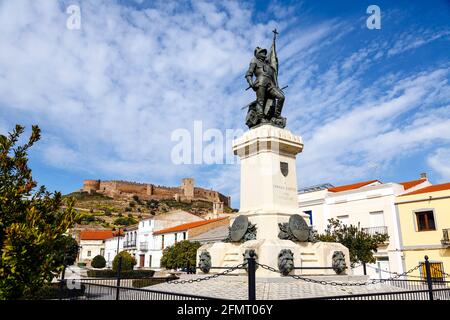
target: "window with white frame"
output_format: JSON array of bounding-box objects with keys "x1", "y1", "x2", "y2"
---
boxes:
[{"x1": 337, "y1": 215, "x2": 349, "y2": 225}]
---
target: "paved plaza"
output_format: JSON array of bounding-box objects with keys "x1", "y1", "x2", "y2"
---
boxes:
[{"x1": 145, "y1": 274, "x2": 419, "y2": 300}]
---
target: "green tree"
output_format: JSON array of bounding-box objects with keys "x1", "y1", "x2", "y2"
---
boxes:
[
  {"x1": 114, "y1": 216, "x2": 137, "y2": 226},
  {"x1": 316, "y1": 218, "x2": 389, "y2": 267},
  {"x1": 160, "y1": 240, "x2": 201, "y2": 270},
  {"x1": 53, "y1": 235, "x2": 79, "y2": 266},
  {"x1": 112, "y1": 251, "x2": 136, "y2": 272},
  {"x1": 0, "y1": 125, "x2": 79, "y2": 299}
]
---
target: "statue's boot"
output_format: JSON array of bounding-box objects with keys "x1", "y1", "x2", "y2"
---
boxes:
[{"x1": 256, "y1": 102, "x2": 268, "y2": 123}]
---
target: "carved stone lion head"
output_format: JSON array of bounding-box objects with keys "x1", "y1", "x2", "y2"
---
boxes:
[
  {"x1": 198, "y1": 250, "x2": 211, "y2": 274},
  {"x1": 278, "y1": 249, "x2": 295, "y2": 276},
  {"x1": 332, "y1": 251, "x2": 346, "y2": 275}
]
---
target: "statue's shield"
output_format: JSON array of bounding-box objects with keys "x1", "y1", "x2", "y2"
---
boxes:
[
  {"x1": 280, "y1": 162, "x2": 289, "y2": 177},
  {"x1": 230, "y1": 215, "x2": 249, "y2": 242},
  {"x1": 289, "y1": 214, "x2": 309, "y2": 242}
]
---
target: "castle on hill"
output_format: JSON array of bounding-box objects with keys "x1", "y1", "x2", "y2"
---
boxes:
[{"x1": 82, "y1": 178, "x2": 231, "y2": 208}]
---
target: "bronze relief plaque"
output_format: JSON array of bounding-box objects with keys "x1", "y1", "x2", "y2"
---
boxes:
[
  {"x1": 230, "y1": 215, "x2": 249, "y2": 242},
  {"x1": 289, "y1": 214, "x2": 309, "y2": 242}
]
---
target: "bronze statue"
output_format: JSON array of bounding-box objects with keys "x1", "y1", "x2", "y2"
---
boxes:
[{"x1": 244, "y1": 29, "x2": 287, "y2": 129}]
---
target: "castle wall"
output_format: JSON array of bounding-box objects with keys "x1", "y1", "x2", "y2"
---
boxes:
[{"x1": 82, "y1": 178, "x2": 231, "y2": 207}]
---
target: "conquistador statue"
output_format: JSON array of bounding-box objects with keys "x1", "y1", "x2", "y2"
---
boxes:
[{"x1": 244, "y1": 29, "x2": 286, "y2": 129}]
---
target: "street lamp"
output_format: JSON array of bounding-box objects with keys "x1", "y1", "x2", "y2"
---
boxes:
[{"x1": 112, "y1": 227, "x2": 126, "y2": 255}]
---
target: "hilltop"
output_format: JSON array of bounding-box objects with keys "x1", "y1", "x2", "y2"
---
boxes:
[{"x1": 63, "y1": 191, "x2": 237, "y2": 229}]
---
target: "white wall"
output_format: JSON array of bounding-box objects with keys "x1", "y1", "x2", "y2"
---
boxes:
[
  {"x1": 298, "y1": 181, "x2": 429, "y2": 277},
  {"x1": 104, "y1": 236, "x2": 123, "y2": 268},
  {"x1": 79, "y1": 240, "x2": 104, "y2": 262}
]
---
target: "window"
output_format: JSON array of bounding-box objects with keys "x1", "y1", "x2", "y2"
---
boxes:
[
  {"x1": 183, "y1": 232, "x2": 187, "y2": 240},
  {"x1": 415, "y1": 211, "x2": 436, "y2": 231},
  {"x1": 303, "y1": 210, "x2": 312, "y2": 226},
  {"x1": 161, "y1": 235, "x2": 164, "y2": 250},
  {"x1": 369, "y1": 211, "x2": 385, "y2": 227},
  {"x1": 420, "y1": 261, "x2": 444, "y2": 282},
  {"x1": 149, "y1": 255, "x2": 152, "y2": 267},
  {"x1": 175, "y1": 233, "x2": 178, "y2": 244},
  {"x1": 337, "y1": 215, "x2": 349, "y2": 226},
  {"x1": 87, "y1": 250, "x2": 91, "y2": 257}
]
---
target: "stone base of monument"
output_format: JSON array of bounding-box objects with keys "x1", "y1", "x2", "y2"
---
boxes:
[
  {"x1": 197, "y1": 125, "x2": 351, "y2": 277},
  {"x1": 198, "y1": 239, "x2": 351, "y2": 277}
]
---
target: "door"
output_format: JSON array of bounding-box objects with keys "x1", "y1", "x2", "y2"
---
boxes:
[
  {"x1": 376, "y1": 258, "x2": 390, "y2": 280},
  {"x1": 139, "y1": 254, "x2": 145, "y2": 268}
]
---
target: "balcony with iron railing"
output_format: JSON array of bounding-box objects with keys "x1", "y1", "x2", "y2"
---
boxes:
[
  {"x1": 362, "y1": 226, "x2": 389, "y2": 237},
  {"x1": 123, "y1": 240, "x2": 137, "y2": 248},
  {"x1": 441, "y1": 229, "x2": 450, "y2": 246},
  {"x1": 139, "y1": 242, "x2": 148, "y2": 251}
]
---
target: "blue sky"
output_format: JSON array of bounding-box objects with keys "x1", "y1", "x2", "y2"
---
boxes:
[{"x1": 0, "y1": 0, "x2": 449, "y2": 208}]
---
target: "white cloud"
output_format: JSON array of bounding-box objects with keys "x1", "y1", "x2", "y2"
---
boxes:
[
  {"x1": 0, "y1": 0, "x2": 449, "y2": 203},
  {"x1": 428, "y1": 148, "x2": 450, "y2": 182}
]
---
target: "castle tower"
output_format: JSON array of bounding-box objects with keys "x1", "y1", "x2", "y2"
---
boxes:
[
  {"x1": 181, "y1": 178, "x2": 194, "y2": 200},
  {"x1": 83, "y1": 180, "x2": 100, "y2": 194},
  {"x1": 213, "y1": 201, "x2": 224, "y2": 217}
]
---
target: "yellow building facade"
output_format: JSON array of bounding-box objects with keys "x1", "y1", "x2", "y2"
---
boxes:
[{"x1": 396, "y1": 183, "x2": 450, "y2": 279}]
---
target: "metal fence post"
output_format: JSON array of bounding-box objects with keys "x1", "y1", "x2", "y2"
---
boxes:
[
  {"x1": 59, "y1": 257, "x2": 67, "y2": 300},
  {"x1": 248, "y1": 251, "x2": 256, "y2": 301},
  {"x1": 424, "y1": 255, "x2": 434, "y2": 301},
  {"x1": 116, "y1": 256, "x2": 122, "y2": 300},
  {"x1": 362, "y1": 262, "x2": 367, "y2": 275}
]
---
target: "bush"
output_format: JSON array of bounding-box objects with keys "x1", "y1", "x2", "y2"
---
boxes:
[
  {"x1": 127, "y1": 213, "x2": 133, "y2": 218},
  {"x1": 104, "y1": 209, "x2": 112, "y2": 216},
  {"x1": 86, "y1": 269, "x2": 155, "y2": 278},
  {"x1": 124, "y1": 207, "x2": 131, "y2": 212},
  {"x1": 132, "y1": 276, "x2": 177, "y2": 288},
  {"x1": 129, "y1": 201, "x2": 136, "y2": 208},
  {"x1": 112, "y1": 251, "x2": 136, "y2": 272},
  {"x1": 91, "y1": 255, "x2": 106, "y2": 268},
  {"x1": 114, "y1": 216, "x2": 137, "y2": 226},
  {"x1": 132, "y1": 195, "x2": 139, "y2": 202},
  {"x1": 22, "y1": 283, "x2": 85, "y2": 300},
  {"x1": 160, "y1": 240, "x2": 201, "y2": 270}
]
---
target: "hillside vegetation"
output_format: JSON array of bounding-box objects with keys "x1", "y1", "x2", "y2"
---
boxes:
[{"x1": 63, "y1": 191, "x2": 236, "y2": 229}]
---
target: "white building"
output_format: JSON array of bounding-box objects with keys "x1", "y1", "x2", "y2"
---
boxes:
[
  {"x1": 151, "y1": 217, "x2": 229, "y2": 269},
  {"x1": 78, "y1": 230, "x2": 113, "y2": 264},
  {"x1": 298, "y1": 174, "x2": 431, "y2": 279},
  {"x1": 131, "y1": 210, "x2": 206, "y2": 269},
  {"x1": 104, "y1": 231, "x2": 124, "y2": 268}
]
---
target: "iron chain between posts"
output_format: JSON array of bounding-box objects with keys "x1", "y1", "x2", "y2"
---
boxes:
[
  {"x1": 166, "y1": 262, "x2": 248, "y2": 284},
  {"x1": 255, "y1": 262, "x2": 422, "y2": 286}
]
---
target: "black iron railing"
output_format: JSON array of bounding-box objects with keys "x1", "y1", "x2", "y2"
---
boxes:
[
  {"x1": 441, "y1": 228, "x2": 450, "y2": 246},
  {"x1": 123, "y1": 240, "x2": 136, "y2": 248},
  {"x1": 56, "y1": 255, "x2": 449, "y2": 300},
  {"x1": 362, "y1": 226, "x2": 388, "y2": 236},
  {"x1": 139, "y1": 242, "x2": 148, "y2": 251}
]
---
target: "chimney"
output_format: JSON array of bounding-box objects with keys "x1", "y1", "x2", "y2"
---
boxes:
[{"x1": 420, "y1": 172, "x2": 427, "y2": 179}]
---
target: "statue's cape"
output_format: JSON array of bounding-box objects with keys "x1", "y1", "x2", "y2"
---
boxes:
[{"x1": 268, "y1": 39, "x2": 279, "y2": 88}]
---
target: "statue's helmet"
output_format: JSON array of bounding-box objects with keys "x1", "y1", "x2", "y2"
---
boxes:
[{"x1": 254, "y1": 47, "x2": 267, "y2": 57}]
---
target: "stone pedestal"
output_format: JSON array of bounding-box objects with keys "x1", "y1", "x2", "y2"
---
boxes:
[{"x1": 197, "y1": 125, "x2": 350, "y2": 277}]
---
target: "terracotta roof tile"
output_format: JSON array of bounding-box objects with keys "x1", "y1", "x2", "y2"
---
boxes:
[
  {"x1": 80, "y1": 230, "x2": 115, "y2": 240},
  {"x1": 400, "y1": 182, "x2": 450, "y2": 196},
  {"x1": 328, "y1": 180, "x2": 381, "y2": 193},
  {"x1": 398, "y1": 178, "x2": 427, "y2": 190},
  {"x1": 153, "y1": 218, "x2": 227, "y2": 235}
]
